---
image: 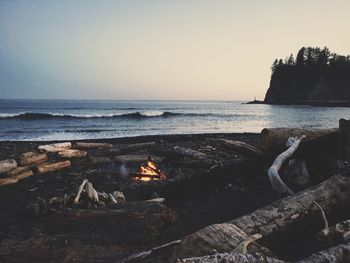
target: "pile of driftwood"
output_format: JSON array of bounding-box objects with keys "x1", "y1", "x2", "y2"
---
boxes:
[{"x1": 119, "y1": 119, "x2": 350, "y2": 262}]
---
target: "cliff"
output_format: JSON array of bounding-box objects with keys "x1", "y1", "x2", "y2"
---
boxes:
[{"x1": 264, "y1": 47, "x2": 350, "y2": 106}]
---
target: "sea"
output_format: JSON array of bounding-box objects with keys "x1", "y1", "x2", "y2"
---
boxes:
[{"x1": 0, "y1": 99, "x2": 348, "y2": 141}]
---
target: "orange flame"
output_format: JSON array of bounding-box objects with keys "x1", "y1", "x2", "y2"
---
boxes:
[{"x1": 132, "y1": 157, "x2": 167, "y2": 181}]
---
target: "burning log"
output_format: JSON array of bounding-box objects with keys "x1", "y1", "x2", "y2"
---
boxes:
[
  {"x1": 0, "y1": 170, "x2": 34, "y2": 187},
  {"x1": 206, "y1": 138, "x2": 264, "y2": 157},
  {"x1": 58, "y1": 149, "x2": 87, "y2": 158},
  {"x1": 37, "y1": 160, "x2": 71, "y2": 174},
  {"x1": 38, "y1": 142, "x2": 72, "y2": 152},
  {"x1": 267, "y1": 136, "x2": 305, "y2": 195},
  {"x1": 259, "y1": 128, "x2": 337, "y2": 151},
  {"x1": 20, "y1": 151, "x2": 48, "y2": 166},
  {"x1": 130, "y1": 157, "x2": 167, "y2": 182},
  {"x1": 0, "y1": 159, "x2": 17, "y2": 174},
  {"x1": 75, "y1": 142, "x2": 113, "y2": 149},
  {"x1": 149, "y1": 170, "x2": 350, "y2": 261}
]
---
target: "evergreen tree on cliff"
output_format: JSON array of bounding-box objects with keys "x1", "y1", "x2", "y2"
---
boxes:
[{"x1": 264, "y1": 47, "x2": 350, "y2": 105}]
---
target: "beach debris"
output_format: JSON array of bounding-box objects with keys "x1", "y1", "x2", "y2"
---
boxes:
[
  {"x1": 89, "y1": 155, "x2": 112, "y2": 164},
  {"x1": 267, "y1": 136, "x2": 305, "y2": 195},
  {"x1": 58, "y1": 149, "x2": 87, "y2": 158},
  {"x1": 75, "y1": 142, "x2": 113, "y2": 149},
  {"x1": 259, "y1": 128, "x2": 336, "y2": 151},
  {"x1": 0, "y1": 170, "x2": 34, "y2": 187},
  {"x1": 37, "y1": 160, "x2": 71, "y2": 174},
  {"x1": 20, "y1": 151, "x2": 48, "y2": 166},
  {"x1": 206, "y1": 138, "x2": 264, "y2": 157},
  {"x1": 173, "y1": 146, "x2": 207, "y2": 159},
  {"x1": 38, "y1": 142, "x2": 72, "y2": 152},
  {"x1": 6, "y1": 166, "x2": 32, "y2": 177},
  {"x1": 0, "y1": 159, "x2": 17, "y2": 174},
  {"x1": 119, "y1": 141, "x2": 157, "y2": 152},
  {"x1": 114, "y1": 155, "x2": 163, "y2": 163}
]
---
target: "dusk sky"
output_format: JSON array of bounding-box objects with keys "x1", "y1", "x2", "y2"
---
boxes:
[{"x1": 1, "y1": 0, "x2": 349, "y2": 100}]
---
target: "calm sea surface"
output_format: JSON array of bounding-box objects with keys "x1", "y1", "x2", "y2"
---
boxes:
[{"x1": 0, "y1": 100, "x2": 348, "y2": 141}]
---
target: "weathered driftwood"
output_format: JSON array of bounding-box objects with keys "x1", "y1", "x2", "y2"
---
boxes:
[
  {"x1": 283, "y1": 158, "x2": 310, "y2": 188},
  {"x1": 339, "y1": 118, "x2": 350, "y2": 161},
  {"x1": 38, "y1": 142, "x2": 72, "y2": 152},
  {"x1": 53, "y1": 201, "x2": 177, "y2": 241},
  {"x1": 88, "y1": 155, "x2": 112, "y2": 164},
  {"x1": 58, "y1": 149, "x2": 87, "y2": 158},
  {"x1": 156, "y1": 171, "x2": 350, "y2": 261},
  {"x1": 0, "y1": 170, "x2": 33, "y2": 187},
  {"x1": 0, "y1": 159, "x2": 17, "y2": 174},
  {"x1": 20, "y1": 151, "x2": 48, "y2": 166},
  {"x1": 74, "y1": 179, "x2": 88, "y2": 204},
  {"x1": 85, "y1": 181, "x2": 99, "y2": 202},
  {"x1": 260, "y1": 128, "x2": 337, "y2": 151},
  {"x1": 317, "y1": 218, "x2": 350, "y2": 246},
  {"x1": 37, "y1": 160, "x2": 71, "y2": 174},
  {"x1": 6, "y1": 166, "x2": 31, "y2": 177},
  {"x1": 268, "y1": 136, "x2": 305, "y2": 195},
  {"x1": 173, "y1": 146, "x2": 207, "y2": 159},
  {"x1": 177, "y1": 242, "x2": 350, "y2": 263},
  {"x1": 114, "y1": 155, "x2": 163, "y2": 163},
  {"x1": 206, "y1": 138, "x2": 264, "y2": 157},
  {"x1": 120, "y1": 142, "x2": 157, "y2": 152},
  {"x1": 75, "y1": 142, "x2": 113, "y2": 149}
]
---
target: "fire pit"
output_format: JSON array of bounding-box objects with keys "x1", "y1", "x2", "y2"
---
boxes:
[{"x1": 130, "y1": 157, "x2": 167, "y2": 182}]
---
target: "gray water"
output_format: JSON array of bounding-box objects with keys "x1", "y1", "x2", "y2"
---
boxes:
[{"x1": 0, "y1": 99, "x2": 348, "y2": 141}]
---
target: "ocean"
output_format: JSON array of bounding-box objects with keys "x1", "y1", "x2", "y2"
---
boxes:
[{"x1": 0, "y1": 99, "x2": 348, "y2": 141}]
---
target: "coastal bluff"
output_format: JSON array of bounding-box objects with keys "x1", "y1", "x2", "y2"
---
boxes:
[{"x1": 262, "y1": 47, "x2": 350, "y2": 106}]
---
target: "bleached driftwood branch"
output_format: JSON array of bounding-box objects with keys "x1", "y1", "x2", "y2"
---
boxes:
[{"x1": 267, "y1": 136, "x2": 305, "y2": 195}]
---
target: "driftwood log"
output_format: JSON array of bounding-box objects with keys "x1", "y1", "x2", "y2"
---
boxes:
[
  {"x1": 20, "y1": 152, "x2": 48, "y2": 166},
  {"x1": 177, "y1": 242, "x2": 350, "y2": 263},
  {"x1": 75, "y1": 142, "x2": 113, "y2": 149},
  {"x1": 58, "y1": 149, "x2": 87, "y2": 158},
  {"x1": 144, "y1": 170, "x2": 350, "y2": 262},
  {"x1": 260, "y1": 128, "x2": 337, "y2": 151},
  {"x1": 0, "y1": 159, "x2": 17, "y2": 174},
  {"x1": 0, "y1": 170, "x2": 34, "y2": 187},
  {"x1": 114, "y1": 155, "x2": 163, "y2": 163},
  {"x1": 206, "y1": 138, "x2": 264, "y2": 157},
  {"x1": 339, "y1": 118, "x2": 350, "y2": 161},
  {"x1": 267, "y1": 136, "x2": 305, "y2": 195},
  {"x1": 37, "y1": 160, "x2": 71, "y2": 174},
  {"x1": 38, "y1": 142, "x2": 72, "y2": 152}
]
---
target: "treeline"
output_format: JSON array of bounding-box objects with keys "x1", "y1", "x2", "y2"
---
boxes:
[
  {"x1": 264, "y1": 47, "x2": 350, "y2": 103},
  {"x1": 271, "y1": 47, "x2": 350, "y2": 72}
]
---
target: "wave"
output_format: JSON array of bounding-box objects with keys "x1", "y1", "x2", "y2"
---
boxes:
[{"x1": 0, "y1": 111, "x2": 189, "y2": 120}]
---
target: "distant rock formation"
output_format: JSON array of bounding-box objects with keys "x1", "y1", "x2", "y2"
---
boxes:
[{"x1": 263, "y1": 47, "x2": 350, "y2": 106}]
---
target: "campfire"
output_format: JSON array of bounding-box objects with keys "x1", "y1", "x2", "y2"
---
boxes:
[{"x1": 130, "y1": 157, "x2": 167, "y2": 182}]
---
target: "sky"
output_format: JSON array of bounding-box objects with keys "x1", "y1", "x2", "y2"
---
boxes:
[{"x1": 0, "y1": 0, "x2": 349, "y2": 100}]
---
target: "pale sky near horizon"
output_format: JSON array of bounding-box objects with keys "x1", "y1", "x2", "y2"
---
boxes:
[{"x1": 0, "y1": 0, "x2": 349, "y2": 100}]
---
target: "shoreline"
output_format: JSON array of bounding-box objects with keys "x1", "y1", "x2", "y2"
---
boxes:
[
  {"x1": 246, "y1": 99, "x2": 350, "y2": 107},
  {"x1": 0, "y1": 132, "x2": 261, "y2": 144}
]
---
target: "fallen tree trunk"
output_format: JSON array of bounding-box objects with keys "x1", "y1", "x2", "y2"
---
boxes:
[
  {"x1": 75, "y1": 142, "x2": 113, "y2": 149},
  {"x1": 58, "y1": 149, "x2": 87, "y2": 158},
  {"x1": 155, "y1": 171, "x2": 350, "y2": 261},
  {"x1": 0, "y1": 170, "x2": 34, "y2": 187},
  {"x1": 177, "y1": 242, "x2": 350, "y2": 263},
  {"x1": 20, "y1": 152, "x2": 48, "y2": 166},
  {"x1": 0, "y1": 159, "x2": 17, "y2": 174},
  {"x1": 206, "y1": 138, "x2": 264, "y2": 157},
  {"x1": 37, "y1": 160, "x2": 71, "y2": 174},
  {"x1": 173, "y1": 146, "x2": 207, "y2": 159},
  {"x1": 38, "y1": 142, "x2": 72, "y2": 152},
  {"x1": 260, "y1": 128, "x2": 337, "y2": 151}
]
